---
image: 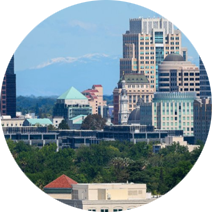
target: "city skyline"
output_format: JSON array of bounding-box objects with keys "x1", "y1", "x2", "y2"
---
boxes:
[{"x1": 13, "y1": 1, "x2": 200, "y2": 96}]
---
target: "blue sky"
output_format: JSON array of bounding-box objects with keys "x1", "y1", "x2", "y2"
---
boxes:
[{"x1": 14, "y1": 0, "x2": 199, "y2": 96}]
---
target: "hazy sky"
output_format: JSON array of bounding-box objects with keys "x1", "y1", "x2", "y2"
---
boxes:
[{"x1": 14, "y1": 0, "x2": 199, "y2": 96}]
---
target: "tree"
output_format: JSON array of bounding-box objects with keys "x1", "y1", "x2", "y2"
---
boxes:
[
  {"x1": 58, "y1": 120, "x2": 70, "y2": 129},
  {"x1": 81, "y1": 114, "x2": 106, "y2": 130},
  {"x1": 48, "y1": 124, "x2": 57, "y2": 131}
]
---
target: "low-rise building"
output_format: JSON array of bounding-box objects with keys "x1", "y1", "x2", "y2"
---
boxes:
[
  {"x1": 44, "y1": 174, "x2": 78, "y2": 200},
  {"x1": 23, "y1": 118, "x2": 53, "y2": 127},
  {"x1": 53, "y1": 87, "x2": 92, "y2": 129},
  {"x1": 153, "y1": 136, "x2": 199, "y2": 153},
  {"x1": 1, "y1": 115, "x2": 25, "y2": 127}
]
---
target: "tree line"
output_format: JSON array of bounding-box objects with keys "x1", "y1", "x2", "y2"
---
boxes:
[{"x1": 7, "y1": 139, "x2": 204, "y2": 195}]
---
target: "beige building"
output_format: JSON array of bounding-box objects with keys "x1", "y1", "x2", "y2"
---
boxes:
[
  {"x1": 153, "y1": 136, "x2": 200, "y2": 153},
  {"x1": 58, "y1": 183, "x2": 155, "y2": 211},
  {"x1": 72, "y1": 183, "x2": 147, "y2": 201},
  {"x1": 113, "y1": 73, "x2": 154, "y2": 124},
  {"x1": 121, "y1": 17, "x2": 186, "y2": 91},
  {"x1": 158, "y1": 54, "x2": 200, "y2": 96},
  {"x1": 1, "y1": 115, "x2": 25, "y2": 127},
  {"x1": 82, "y1": 85, "x2": 107, "y2": 115}
]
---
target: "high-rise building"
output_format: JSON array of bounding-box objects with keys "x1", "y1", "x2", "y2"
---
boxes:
[
  {"x1": 140, "y1": 92, "x2": 197, "y2": 136},
  {"x1": 120, "y1": 17, "x2": 187, "y2": 92},
  {"x1": 1, "y1": 55, "x2": 16, "y2": 118},
  {"x1": 158, "y1": 54, "x2": 200, "y2": 96},
  {"x1": 199, "y1": 57, "x2": 211, "y2": 98},
  {"x1": 194, "y1": 98, "x2": 212, "y2": 143},
  {"x1": 113, "y1": 73, "x2": 154, "y2": 124}
]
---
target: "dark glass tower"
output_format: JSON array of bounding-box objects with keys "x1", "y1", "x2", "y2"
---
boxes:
[
  {"x1": 200, "y1": 57, "x2": 211, "y2": 98},
  {"x1": 1, "y1": 55, "x2": 16, "y2": 118}
]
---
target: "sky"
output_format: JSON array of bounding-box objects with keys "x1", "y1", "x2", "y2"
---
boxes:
[{"x1": 14, "y1": 0, "x2": 199, "y2": 96}]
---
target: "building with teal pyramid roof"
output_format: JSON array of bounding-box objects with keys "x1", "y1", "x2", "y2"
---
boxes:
[{"x1": 53, "y1": 87, "x2": 92, "y2": 127}]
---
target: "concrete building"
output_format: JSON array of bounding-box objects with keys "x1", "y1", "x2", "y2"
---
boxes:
[
  {"x1": 52, "y1": 116, "x2": 64, "y2": 128},
  {"x1": 194, "y1": 98, "x2": 212, "y2": 143},
  {"x1": 113, "y1": 73, "x2": 154, "y2": 124},
  {"x1": 118, "y1": 79, "x2": 130, "y2": 125},
  {"x1": 3, "y1": 126, "x2": 60, "y2": 150},
  {"x1": 1, "y1": 116, "x2": 25, "y2": 127},
  {"x1": 120, "y1": 17, "x2": 187, "y2": 91},
  {"x1": 53, "y1": 87, "x2": 92, "y2": 128},
  {"x1": 71, "y1": 183, "x2": 147, "y2": 201},
  {"x1": 158, "y1": 54, "x2": 200, "y2": 96},
  {"x1": 199, "y1": 57, "x2": 211, "y2": 98},
  {"x1": 140, "y1": 92, "x2": 197, "y2": 136},
  {"x1": 153, "y1": 136, "x2": 199, "y2": 153},
  {"x1": 82, "y1": 85, "x2": 107, "y2": 115},
  {"x1": 44, "y1": 174, "x2": 77, "y2": 200}
]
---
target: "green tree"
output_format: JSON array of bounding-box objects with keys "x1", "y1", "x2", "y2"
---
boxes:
[
  {"x1": 81, "y1": 114, "x2": 106, "y2": 130},
  {"x1": 58, "y1": 120, "x2": 70, "y2": 129},
  {"x1": 48, "y1": 124, "x2": 57, "y2": 131}
]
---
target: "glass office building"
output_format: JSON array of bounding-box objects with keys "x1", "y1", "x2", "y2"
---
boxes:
[
  {"x1": 1, "y1": 55, "x2": 16, "y2": 118},
  {"x1": 199, "y1": 55, "x2": 212, "y2": 97}
]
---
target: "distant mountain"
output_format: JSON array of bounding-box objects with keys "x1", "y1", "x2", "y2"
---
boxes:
[{"x1": 16, "y1": 54, "x2": 120, "y2": 96}]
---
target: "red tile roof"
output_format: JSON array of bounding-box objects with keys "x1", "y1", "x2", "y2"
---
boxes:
[
  {"x1": 82, "y1": 89, "x2": 98, "y2": 93},
  {"x1": 44, "y1": 174, "x2": 77, "y2": 189},
  {"x1": 93, "y1": 85, "x2": 102, "y2": 87}
]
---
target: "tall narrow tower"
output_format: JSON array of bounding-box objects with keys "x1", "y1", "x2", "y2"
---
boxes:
[
  {"x1": 118, "y1": 79, "x2": 129, "y2": 125},
  {"x1": 1, "y1": 55, "x2": 16, "y2": 117}
]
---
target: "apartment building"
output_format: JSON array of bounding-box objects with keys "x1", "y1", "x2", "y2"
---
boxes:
[{"x1": 82, "y1": 85, "x2": 106, "y2": 115}]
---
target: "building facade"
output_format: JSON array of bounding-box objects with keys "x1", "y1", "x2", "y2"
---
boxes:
[
  {"x1": 140, "y1": 92, "x2": 197, "y2": 136},
  {"x1": 194, "y1": 98, "x2": 212, "y2": 143},
  {"x1": 158, "y1": 54, "x2": 200, "y2": 96},
  {"x1": 120, "y1": 18, "x2": 187, "y2": 91},
  {"x1": 199, "y1": 57, "x2": 211, "y2": 98},
  {"x1": 53, "y1": 87, "x2": 92, "y2": 127},
  {"x1": 82, "y1": 85, "x2": 106, "y2": 115},
  {"x1": 113, "y1": 73, "x2": 154, "y2": 124},
  {"x1": 118, "y1": 80, "x2": 129, "y2": 125},
  {"x1": 1, "y1": 55, "x2": 16, "y2": 117}
]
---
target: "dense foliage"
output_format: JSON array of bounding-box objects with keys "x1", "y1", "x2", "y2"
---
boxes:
[
  {"x1": 81, "y1": 114, "x2": 106, "y2": 130},
  {"x1": 58, "y1": 120, "x2": 70, "y2": 129},
  {"x1": 16, "y1": 95, "x2": 57, "y2": 118},
  {"x1": 7, "y1": 139, "x2": 204, "y2": 195}
]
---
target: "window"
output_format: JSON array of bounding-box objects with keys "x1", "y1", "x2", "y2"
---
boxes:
[
  {"x1": 113, "y1": 209, "x2": 123, "y2": 212},
  {"x1": 101, "y1": 209, "x2": 109, "y2": 212}
]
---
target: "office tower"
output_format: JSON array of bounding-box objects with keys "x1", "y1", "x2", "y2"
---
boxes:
[
  {"x1": 120, "y1": 17, "x2": 187, "y2": 92},
  {"x1": 82, "y1": 85, "x2": 106, "y2": 115},
  {"x1": 158, "y1": 54, "x2": 200, "y2": 96},
  {"x1": 53, "y1": 87, "x2": 92, "y2": 121},
  {"x1": 194, "y1": 98, "x2": 212, "y2": 143},
  {"x1": 199, "y1": 57, "x2": 211, "y2": 98},
  {"x1": 113, "y1": 73, "x2": 154, "y2": 124},
  {"x1": 140, "y1": 92, "x2": 197, "y2": 136},
  {"x1": 1, "y1": 55, "x2": 16, "y2": 118}
]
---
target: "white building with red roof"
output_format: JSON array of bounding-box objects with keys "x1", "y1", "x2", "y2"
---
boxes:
[{"x1": 44, "y1": 174, "x2": 77, "y2": 200}]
